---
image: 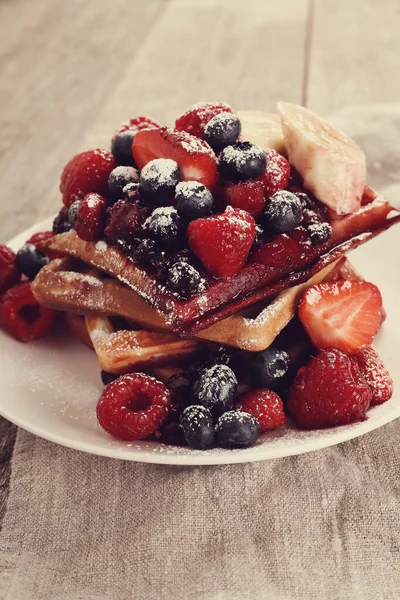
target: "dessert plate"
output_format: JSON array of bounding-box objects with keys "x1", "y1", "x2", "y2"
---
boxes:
[{"x1": 0, "y1": 217, "x2": 399, "y2": 465}]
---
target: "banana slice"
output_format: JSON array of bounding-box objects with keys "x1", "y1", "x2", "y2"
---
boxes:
[
  {"x1": 237, "y1": 110, "x2": 286, "y2": 155},
  {"x1": 277, "y1": 102, "x2": 366, "y2": 215}
]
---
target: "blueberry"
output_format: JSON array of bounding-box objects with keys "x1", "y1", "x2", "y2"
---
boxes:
[
  {"x1": 130, "y1": 237, "x2": 167, "y2": 271},
  {"x1": 165, "y1": 261, "x2": 205, "y2": 299},
  {"x1": 216, "y1": 411, "x2": 260, "y2": 448},
  {"x1": 168, "y1": 372, "x2": 192, "y2": 397},
  {"x1": 146, "y1": 207, "x2": 185, "y2": 251},
  {"x1": 68, "y1": 200, "x2": 80, "y2": 228},
  {"x1": 122, "y1": 182, "x2": 141, "y2": 204},
  {"x1": 52, "y1": 206, "x2": 71, "y2": 234},
  {"x1": 262, "y1": 190, "x2": 303, "y2": 234},
  {"x1": 192, "y1": 364, "x2": 238, "y2": 417},
  {"x1": 307, "y1": 222, "x2": 332, "y2": 245},
  {"x1": 108, "y1": 166, "x2": 140, "y2": 205},
  {"x1": 295, "y1": 192, "x2": 309, "y2": 210},
  {"x1": 180, "y1": 405, "x2": 215, "y2": 449},
  {"x1": 111, "y1": 130, "x2": 135, "y2": 166},
  {"x1": 16, "y1": 244, "x2": 49, "y2": 280},
  {"x1": 158, "y1": 422, "x2": 188, "y2": 447},
  {"x1": 175, "y1": 181, "x2": 214, "y2": 222},
  {"x1": 101, "y1": 370, "x2": 119, "y2": 386},
  {"x1": 204, "y1": 112, "x2": 241, "y2": 151},
  {"x1": 139, "y1": 158, "x2": 181, "y2": 206},
  {"x1": 219, "y1": 142, "x2": 266, "y2": 181},
  {"x1": 251, "y1": 348, "x2": 290, "y2": 389}
]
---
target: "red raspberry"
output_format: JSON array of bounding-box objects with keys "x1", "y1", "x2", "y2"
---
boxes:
[
  {"x1": 104, "y1": 200, "x2": 148, "y2": 243},
  {"x1": 258, "y1": 148, "x2": 290, "y2": 198},
  {"x1": 0, "y1": 244, "x2": 20, "y2": 294},
  {"x1": 222, "y1": 180, "x2": 266, "y2": 218},
  {"x1": 0, "y1": 282, "x2": 56, "y2": 342},
  {"x1": 236, "y1": 389, "x2": 285, "y2": 432},
  {"x1": 26, "y1": 231, "x2": 63, "y2": 261},
  {"x1": 75, "y1": 193, "x2": 107, "y2": 242},
  {"x1": 353, "y1": 347, "x2": 393, "y2": 405},
  {"x1": 175, "y1": 101, "x2": 233, "y2": 138},
  {"x1": 114, "y1": 116, "x2": 160, "y2": 137},
  {"x1": 188, "y1": 207, "x2": 256, "y2": 277},
  {"x1": 287, "y1": 349, "x2": 372, "y2": 429},
  {"x1": 60, "y1": 149, "x2": 117, "y2": 208},
  {"x1": 96, "y1": 373, "x2": 171, "y2": 440}
]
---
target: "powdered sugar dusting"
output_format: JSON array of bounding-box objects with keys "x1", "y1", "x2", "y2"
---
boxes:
[{"x1": 140, "y1": 158, "x2": 179, "y2": 183}]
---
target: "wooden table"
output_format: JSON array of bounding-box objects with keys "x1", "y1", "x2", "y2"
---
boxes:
[{"x1": 1, "y1": 0, "x2": 399, "y2": 522}]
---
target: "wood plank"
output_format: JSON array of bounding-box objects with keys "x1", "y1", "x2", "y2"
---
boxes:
[{"x1": 307, "y1": 0, "x2": 400, "y2": 113}]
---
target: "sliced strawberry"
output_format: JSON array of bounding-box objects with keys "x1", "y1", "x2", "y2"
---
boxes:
[
  {"x1": 298, "y1": 280, "x2": 383, "y2": 355},
  {"x1": 222, "y1": 180, "x2": 266, "y2": 218},
  {"x1": 113, "y1": 116, "x2": 160, "y2": 137},
  {"x1": 251, "y1": 233, "x2": 299, "y2": 268},
  {"x1": 132, "y1": 127, "x2": 218, "y2": 190},
  {"x1": 175, "y1": 102, "x2": 233, "y2": 138},
  {"x1": 188, "y1": 207, "x2": 256, "y2": 278},
  {"x1": 257, "y1": 148, "x2": 290, "y2": 198}
]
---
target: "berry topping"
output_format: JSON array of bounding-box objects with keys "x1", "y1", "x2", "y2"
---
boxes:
[
  {"x1": 180, "y1": 405, "x2": 215, "y2": 449},
  {"x1": 236, "y1": 389, "x2": 286, "y2": 433},
  {"x1": 215, "y1": 411, "x2": 260, "y2": 448},
  {"x1": 251, "y1": 233, "x2": 299, "y2": 268},
  {"x1": 60, "y1": 149, "x2": 117, "y2": 208},
  {"x1": 107, "y1": 166, "x2": 140, "y2": 205},
  {"x1": 167, "y1": 372, "x2": 192, "y2": 404},
  {"x1": 0, "y1": 245, "x2": 20, "y2": 294},
  {"x1": 175, "y1": 101, "x2": 233, "y2": 138},
  {"x1": 287, "y1": 349, "x2": 372, "y2": 429},
  {"x1": 0, "y1": 282, "x2": 56, "y2": 342},
  {"x1": 133, "y1": 127, "x2": 218, "y2": 190},
  {"x1": 353, "y1": 347, "x2": 393, "y2": 406},
  {"x1": 307, "y1": 222, "x2": 332, "y2": 245},
  {"x1": 250, "y1": 348, "x2": 290, "y2": 390},
  {"x1": 52, "y1": 206, "x2": 72, "y2": 234},
  {"x1": 188, "y1": 207, "x2": 256, "y2": 278},
  {"x1": 192, "y1": 364, "x2": 238, "y2": 417},
  {"x1": 16, "y1": 244, "x2": 49, "y2": 280},
  {"x1": 26, "y1": 231, "x2": 54, "y2": 248},
  {"x1": 204, "y1": 112, "x2": 241, "y2": 151},
  {"x1": 298, "y1": 280, "x2": 383, "y2": 355},
  {"x1": 262, "y1": 190, "x2": 303, "y2": 234},
  {"x1": 111, "y1": 130, "x2": 135, "y2": 166},
  {"x1": 257, "y1": 148, "x2": 291, "y2": 197},
  {"x1": 101, "y1": 370, "x2": 119, "y2": 386},
  {"x1": 96, "y1": 373, "x2": 171, "y2": 441},
  {"x1": 139, "y1": 158, "x2": 181, "y2": 206},
  {"x1": 219, "y1": 142, "x2": 266, "y2": 181},
  {"x1": 105, "y1": 200, "x2": 147, "y2": 244},
  {"x1": 175, "y1": 181, "x2": 214, "y2": 222},
  {"x1": 222, "y1": 179, "x2": 266, "y2": 218},
  {"x1": 130, "y1": 238, "x2": 162, "y2": 270},
  {"x1": 122, "y1": 182, "x2": 141, "y2": 203},
  {"x1": 157, "y1": 422, "x2": 188, "y2": 446},
  {"x1": 114, "y1": 116, "x2": 160, "y2": 137},
  {"x1": 165, "y1": 261, "x2": 205, "y2": 299},
  {"x1": 146, "y1": 207, "x2": 185, "y2": 251},
  {"x1": 68, "y1": 200, "x2": 81, "y2": 228},
  {"x1": 75, "y1": 193, "x2": 107, "y2": 242}
]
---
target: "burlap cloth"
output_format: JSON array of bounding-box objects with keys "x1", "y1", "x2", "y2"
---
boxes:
[{"x1": 0, "y1": 105, "x2": 399, "y2": 600}]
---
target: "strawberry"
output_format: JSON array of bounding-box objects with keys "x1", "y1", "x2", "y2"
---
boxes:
[
  {"x1": 175, "y1": 102, "x2": 233, "y2": 138},
  {"x1": 251, "y1": 233, "x2": 299, "y2": 268},
  {"x1": 132, "y1": 127, "x2": 218, "y2": 190},
  {"x1": 222, "y1": 180, "x2": 266, "y2": 218},
  {"x1": 353, "y1": 347, "x2": 393, "y2": 405},
  {"x1": 236, "y1": 389, "x2": 286, "y2": 432},
  {"x1": 257, "y1": 148, "x2": 291, "y2": 198},
  {"x1": 60, "y1": 149, "x2": 117, "y2": 208},
  {"x1": 113, "y1": 116, "x2": 160, "y2": 138},
  {"x1": 188, "y1": 207, "x2": 256, "y2": 277},
  {"x1": 298, "y1": 280, "x2": 383, "y2": 355},
  {"x1": 287, "y1": 348, "x2": 372, "y2": 428}
]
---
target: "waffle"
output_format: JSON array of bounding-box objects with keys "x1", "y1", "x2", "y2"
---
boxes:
[{"x1": 38, "y1": 188, "x2": 400, "y2": 337}]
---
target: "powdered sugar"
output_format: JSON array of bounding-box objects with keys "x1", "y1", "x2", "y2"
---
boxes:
[{"x1": 140, "y1": 158, "x2": 179, "y2": 183}]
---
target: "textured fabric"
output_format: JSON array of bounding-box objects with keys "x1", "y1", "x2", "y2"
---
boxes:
[{"x1": 1, "y1": 105, "x2": 400, "y2": 600}]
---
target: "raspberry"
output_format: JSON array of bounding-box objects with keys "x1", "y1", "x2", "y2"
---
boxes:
[
  {"x1": 175, "y1": 102, "x2": 233, "y2": 138},
  {"x1": 222, "y1": 180, "x2": 266, "y2": 218},
  {"x1": 26, "y1": 231, "x2": 63, "y2": 261},
  {"x1": 287, "y1": 349, "x2": 372, "y2": 429},
  {"x1": 0, "y1": 244, "x2": 20, "y2": 294},
  {"x1": 188, "y1": 207, "x2": 256, "y2": 277},
  {"x1": 258, "y1": 148, "x2": 290, "y2": 197},
  {"x1": 104, "y1": 200, "x2": 148, "y2": 244},
  {"x1": 353, "y1": 347, "x2": 393, "y2": 405},
  {"x1": 0, "y1": 282, "x2": 56, "y2": 342},
  {"x1": 96, "y1": 373, "x2": 171, "y2": 440},
  {"x1": 236, "y1": 389, "x2": 286, "y2": 433},
  {"x1": 75, "y1": 193, "x2": 107, "y2": 241},
  {"x1": 113, "y1": 116, "x2": 160, "y2": 138},
  {"x1": 60, "y1": 149, "x2": 117, "y2": 208}
]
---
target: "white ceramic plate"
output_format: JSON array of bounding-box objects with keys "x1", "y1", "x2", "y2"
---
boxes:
[{"x1": 0, "y1": 217, "x2": 399, "y2": 465}]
